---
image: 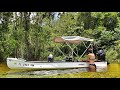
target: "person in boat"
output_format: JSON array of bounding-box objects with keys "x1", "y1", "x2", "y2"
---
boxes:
[
  {"x1": 48, "y1": 54, "x2": 54, "y2": 62},
  {"x1": 87, "y1": 49, "x2": 96, "y2": 72},
  {"x1": 82, "y1": 48, "x2": 96, "y2": 72},
  {"x1": 96, "y1": 47, "x2": 106, "y2": 61}
]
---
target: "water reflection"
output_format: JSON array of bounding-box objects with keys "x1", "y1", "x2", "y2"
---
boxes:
[
  {"x1": 96, "y1": 67, "x2": 107, "y2": 72},
  {"x1": 6, "y1": 68, "x2": 87, "y2": 75},
  {"x1": 6, "y1": 67, "x2": 107, "y2": 76},
  {"x1": 0, "y1": 63, "x2": 109, "y2": 77}
]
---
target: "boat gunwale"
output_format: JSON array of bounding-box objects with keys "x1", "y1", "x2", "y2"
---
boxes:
[{"x1": 22, "y1": 60, "x2": 107, "y2": 63}]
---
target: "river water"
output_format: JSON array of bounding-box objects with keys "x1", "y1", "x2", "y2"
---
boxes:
[{"x1": 0, "y1": 63, "x2": 119, "y2": 78}]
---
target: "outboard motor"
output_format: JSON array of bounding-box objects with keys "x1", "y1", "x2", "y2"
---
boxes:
[{"x1": 96, "y1": 48, "x2": 106, "y2": 61}]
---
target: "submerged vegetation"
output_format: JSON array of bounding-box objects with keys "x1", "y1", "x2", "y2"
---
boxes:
[{"x1": 0, "y1": 12, "x2": 120, "y2": 62}]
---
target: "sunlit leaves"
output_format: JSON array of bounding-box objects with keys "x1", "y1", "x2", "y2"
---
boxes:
[{"x1": 1, "y1": 12, "x2": 120, "y2": 61}]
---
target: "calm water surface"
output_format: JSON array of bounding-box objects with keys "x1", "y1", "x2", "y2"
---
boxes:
[{"x1": 0, "y1": 63, "x2": 120, "y2": 78}]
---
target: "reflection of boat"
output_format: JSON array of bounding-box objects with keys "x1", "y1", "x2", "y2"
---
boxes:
[{"x1": 7, "y1": 36, "x2": 107, "y2": 70}]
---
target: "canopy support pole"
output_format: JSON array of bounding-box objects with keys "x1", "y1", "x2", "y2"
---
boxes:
[
  {"x1": 82, "y1": 41, "x2": 87, "y2": 48},
  {"x1": 55, "y1": 44, "x2": 66, "y2": 57},
  {"x1": 65, "y1": 42, "x2": 79, "y2": 58},
  {"x1": 79, "y1": 42, "x2": 92, "y2": 60}
]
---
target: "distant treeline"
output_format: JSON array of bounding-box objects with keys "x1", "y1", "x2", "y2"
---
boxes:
[{"x1": 0, "y1": 12, "x2": 120, "y2": 61}]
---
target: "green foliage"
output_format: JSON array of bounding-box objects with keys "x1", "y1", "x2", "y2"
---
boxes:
[
  {"x1": 114, "y1": 40, "x2": 120, "y2": 59},
  {"x1": 106, "y1": 48, "x2": 118, "y2": 62},
  {"x1": 99, "y1": 31, "x2": 115, "y2": 46},
  {"x1": 53, "y1": 12, "x2": 76, "y2": 36},
  {"x1": 0, "y1": 12, "x2": 120, "y2": 61},
  {"x1": 54, "y1": 56, "x2": 65, "y2": 61}
]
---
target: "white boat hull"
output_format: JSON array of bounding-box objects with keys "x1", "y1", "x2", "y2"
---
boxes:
[{"x1": 7, "y1": 58, "x2": 107, "y2": 70}]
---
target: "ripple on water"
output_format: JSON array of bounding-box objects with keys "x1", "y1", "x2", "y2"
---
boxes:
[{"x1": 6, "y1": 67, "x2": 101, "y2": 76}]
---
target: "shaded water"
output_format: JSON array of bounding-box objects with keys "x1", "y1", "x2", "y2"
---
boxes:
[{"x1": 0, "y1": 63, "x2": 119, "y2": 78}]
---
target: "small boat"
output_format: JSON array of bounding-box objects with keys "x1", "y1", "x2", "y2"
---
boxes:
[
  {"x1": 7, "y1": 58, "x2": 107, "y2": 69},
  {"x1": 7, "y1": 36, "x2": 108, "y2": 70}
]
